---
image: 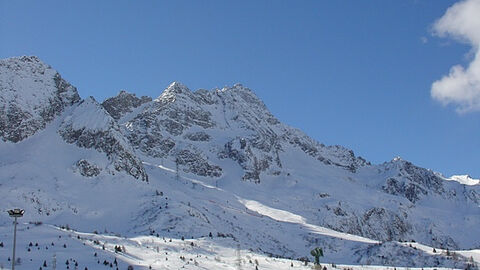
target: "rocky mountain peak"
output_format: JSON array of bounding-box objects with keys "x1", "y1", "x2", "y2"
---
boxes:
[
  {"x1": 166, "y1": 81, "x2": 189, "y2": 93},
  {"x1": 218, "y1": 83, "x2": 268, "y2": 110},
  {"x1": 392, "y1": 156, "x2": 404, "y2": 162},
  {"x1": 3, "y1": 55, "x2": 47, "y2": 72},
  {"x1": 117, "y1": 90, "x2": 130, "y2": 96},
  {"x1": 119, "y1": 81, "x2": 371, "y2": 182},
  {"x1": 0, "y1": 55, "x2": 80, "y2": 142},
  {"x1": 154, "y1": 81, "x2": 193, "y2": 103},
  {"x1": 102, "y1": 90, "x2": 152, "y2": 120},
  {"x1": 380, "y1": 157, "x2": 446, "y2": 203}
]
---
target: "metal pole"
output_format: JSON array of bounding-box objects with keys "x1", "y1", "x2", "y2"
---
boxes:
[{"x1": 12, "y1": 216, "x2": 17, "y2": 270}]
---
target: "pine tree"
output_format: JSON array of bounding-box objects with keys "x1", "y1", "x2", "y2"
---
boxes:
[{"x1": 310, "y1": 247, "x2": 323, "y2": 265}]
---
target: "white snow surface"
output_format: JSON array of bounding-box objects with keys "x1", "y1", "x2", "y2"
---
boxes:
[
  {"x1": 238, "y1": 198, "x2": 380, "y2": 244},
  {"x1": 62, "y1": 97, "x2": 114, "y2": 132},
  {"x1": 0, "y1": 224, "x2": 467, "y2": 270},
  {"x1": 446, "y1": 175, "x2": 480, "y2": 186}
]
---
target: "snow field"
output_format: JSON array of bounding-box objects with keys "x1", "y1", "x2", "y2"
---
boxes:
[{"x1": 0, "y1": 224, "x2": 465, "y2": 270}]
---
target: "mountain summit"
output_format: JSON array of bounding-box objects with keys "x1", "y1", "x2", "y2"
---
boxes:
[{"x1": 0, "y1": 56, "x2": 80, "y2": 142}]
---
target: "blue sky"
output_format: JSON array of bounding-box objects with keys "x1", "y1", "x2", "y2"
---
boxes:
[{"x1": 1, "y1": 0, "x2": 478, "y2": 177}]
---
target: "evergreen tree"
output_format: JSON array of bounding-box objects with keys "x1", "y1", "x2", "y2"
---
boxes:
[{"x1": 310, "y1": 247, "x2": 323, "y2": 265}]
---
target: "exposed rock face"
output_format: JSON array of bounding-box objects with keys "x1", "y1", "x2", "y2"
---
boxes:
[
  {"x1": 0, "y1": 56, "x2": 80, "y2": 142},
  {"x1": 101, "y1": 90, "x2": 152, "y2": 120},
  {"x1": 218, "y1": 136, "x2": 279, "y2": 183},
  {"x1": 184, "y1": 131, "x2": 210, "y2": 142},
  {"x1": 121, "y1": 82, "x2": 369, "y2": 182},
  {"x1": 322, "y1": 202, "x2": 412, "y2": 243},
  {"x1": 381, "y1": 158, "x2": 445, "y2": 203},
  {"x1": 59, "y1": 98, "x2": 148, "y2": 181},
  {"x1": 175, "y1": 148, "x2": 222, "y2": 177},
  {"x1": 124, "y1": 83, "x2": 216, "y2": 159},
  {"x1": 354, "y1": 241, "x2": 467, "y2": 268},
  {"x1": 282, "y1": 128, "x2": 370, "y2": 172},
  {"x1": 74, "y1": 159, "x2": 101, "y2": 177},
  {"x1": 361, "y1": 207, "x2": 411, "y2": 241}
]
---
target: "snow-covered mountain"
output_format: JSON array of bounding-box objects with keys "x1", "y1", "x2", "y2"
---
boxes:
[{"x1": 0, "y1": 56, "x2": 478, "y2": 269}]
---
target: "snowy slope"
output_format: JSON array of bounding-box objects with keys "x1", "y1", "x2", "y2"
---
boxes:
[
  {"x1": 0, "y1": 224, "x2": 473, "y2": 270},
  {"x1": 446, "y1": 175, "x2": 480, "y2": 186},
  {"x1": 0, "y1": 56, "x2": 479, "y2": 269}
]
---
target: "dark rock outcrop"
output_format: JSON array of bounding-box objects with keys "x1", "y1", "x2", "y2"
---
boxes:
[
  {"x1": 381, "y1": 158, "x2": 445, "y2": 203},
  {"x1": 101, "y1": 90, "x2": 151, "y2": 120},
  {"x1": 74, "y1": 159, "x2": 101, "y2": 177}
]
